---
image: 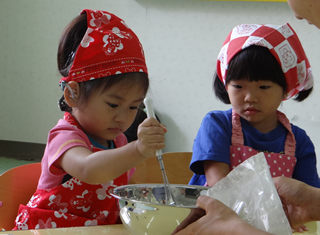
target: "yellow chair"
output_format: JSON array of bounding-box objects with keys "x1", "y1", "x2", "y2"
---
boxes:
[
  {"x1": 129, "y1": 152, "x2": 193, "y2": 184},
  {"x1": 0, "y1": 162, "x2": 41, "y2": 231}
]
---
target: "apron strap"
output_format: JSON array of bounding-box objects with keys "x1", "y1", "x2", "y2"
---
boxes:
[
  {"x1": 231, "y1": 109, "x2": 296, "y2": 156},
  {"x1": 231, "y1": 109, "x2": 244, "y2": 146},
  {"x1": 276, "y1": 110, "x2": 296, "y2": 156}
]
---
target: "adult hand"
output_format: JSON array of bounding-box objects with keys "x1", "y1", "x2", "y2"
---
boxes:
[
  {"x1": 135, "y1": 117, "x2": 167, "y2": 158},
  {"x1": 273, "y1": 176, "x2": 320, "y2": 231},
  {"x1": 171, "y1": 195, "x2": 272, "y2": 235}
]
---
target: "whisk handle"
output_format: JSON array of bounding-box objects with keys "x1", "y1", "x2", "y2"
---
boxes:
[{"x1": 144, "y1": 97, "x2": 163, "y2": 157}]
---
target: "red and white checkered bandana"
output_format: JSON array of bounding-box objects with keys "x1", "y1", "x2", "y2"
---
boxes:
[
  {"x1": 59, "y1": 9, "x2": 148, "y2": 84},
  {"x1": 217, "y1": 23, "x2": 313, "y2": 100}
]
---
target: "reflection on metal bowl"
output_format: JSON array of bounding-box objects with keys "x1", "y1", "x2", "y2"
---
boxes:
[{"x1": 110, "y1": 184, "x2": 208, "y2": 235}]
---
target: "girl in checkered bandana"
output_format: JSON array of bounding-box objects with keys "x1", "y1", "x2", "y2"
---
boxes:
[
  {"x1": 13, "y1": 9, "x2": 166, "y2": 230},
  {"x1": 189, "y1": 23, "x2": 320, "y2": 190}
]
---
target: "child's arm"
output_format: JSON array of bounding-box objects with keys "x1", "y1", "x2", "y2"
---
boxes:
[
  {"x1": 57, "y1": 117, "x2": 166, "y2": 184},
  {"x1": 204, "y1": 160, "x2": 230, "y2": 186}
]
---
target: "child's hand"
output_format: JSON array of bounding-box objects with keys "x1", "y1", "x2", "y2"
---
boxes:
[{"x1": 135, "y1": 117, "x2": 167, "y2": 158}]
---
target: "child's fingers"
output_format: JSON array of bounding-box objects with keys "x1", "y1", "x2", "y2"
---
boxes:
[
  {"x1": 140, "y1": 117, "x2": 161, "y2": 127},
  {"x1": 138, "y1": 121, "x2": 166, "y2": 137},
  {"x1": 135, "y1": 137, "x2": 166, "y2": 158},
  {"x1": 139, "y1": 125, "x2": 166, "y2": 135},
  {"x1": 160, "y1": 123, "x2": 167, "y2": 133},
  {"x1": 147, "y1": 135, "x2": 166, "y2": 144},
  {"x1": 136, "y1": 117, "x2": 167, "y2": 158},
  {"x1": 150, "y1": 142, "x2": 166, "y2": 151},
  {"x1": 139, "y1": 117, "x2": 167, "y2": 133},
  {"x1": 138, "y1": 130, "x2": 166, "y2": 145}
]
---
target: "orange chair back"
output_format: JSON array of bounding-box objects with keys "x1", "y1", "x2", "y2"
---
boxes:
[
  {"x1": 0, "y1": 162, "x2": 41, "y2": 231},
  {"x1": 129, "y1": 152, "x2": 193, "y2": 184}
]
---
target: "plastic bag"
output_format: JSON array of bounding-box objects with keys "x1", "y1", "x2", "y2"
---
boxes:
[{"x1": 202, "y1": 153, "x2": 292, "y2": 235}]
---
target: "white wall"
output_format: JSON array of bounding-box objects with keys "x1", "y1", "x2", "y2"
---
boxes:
[{"x1": 1, "y1": 0, "x2": 320, "y2": 171}]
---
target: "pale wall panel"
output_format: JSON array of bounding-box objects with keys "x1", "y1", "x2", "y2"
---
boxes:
[{"x1": 1, "y1": 0, "x2": 320, "y2": 172}]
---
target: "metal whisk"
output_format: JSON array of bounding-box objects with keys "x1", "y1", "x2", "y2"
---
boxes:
[{"x1": 144, "y1": 97, "x2": 176, "y2": 205}]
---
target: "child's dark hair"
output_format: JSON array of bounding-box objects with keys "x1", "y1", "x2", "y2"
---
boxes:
[
  {"x1": 57, "y1": 13, "x2": 149, "y2": 113},
  {"x1": 213, "y1": 45, "x2": 313, "y2": 104}
]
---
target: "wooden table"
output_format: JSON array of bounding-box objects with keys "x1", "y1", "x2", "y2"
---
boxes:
[
  {"x1": 1, "y1": 222, "x2": 320, "y2": 234},
  {"x1": 0, "y1": 225, "x2": 130, "y2": 235}
]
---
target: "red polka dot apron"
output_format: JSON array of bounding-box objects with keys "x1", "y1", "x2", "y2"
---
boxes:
[
  {"x1": 230, "y1": 109, "x2": 297, "y2": 177},
  {"x1": 13, "y1": 113, "x2": 127, "y2": 230}
]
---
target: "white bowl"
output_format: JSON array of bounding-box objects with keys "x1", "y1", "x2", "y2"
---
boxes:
[{"x1": 111, "y1": 184, "x2": 208, "y2": 235}]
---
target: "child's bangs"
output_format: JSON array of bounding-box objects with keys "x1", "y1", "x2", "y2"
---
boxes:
[
  {"x1": 226, "y1": 46, "x2": 286, "y2": 89},
  {"x1": 78, "y1": 72, "x2": 149, "y2": 105},
  {"x1": 100, "y1": 73, "x2": 149, "y2": 94}
]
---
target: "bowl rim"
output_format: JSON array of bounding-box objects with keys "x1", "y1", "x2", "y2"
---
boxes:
[{"x1": 110, "y1": 183, "x2": 209, "y2": 208}]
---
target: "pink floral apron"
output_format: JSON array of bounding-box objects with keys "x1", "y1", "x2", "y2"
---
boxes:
[
  {"x1": 13, "y1": 113, "x2": 127, "y2": 230},
  {"x1": 230, "y1": 109, "x2": 297, "y2": 177}
]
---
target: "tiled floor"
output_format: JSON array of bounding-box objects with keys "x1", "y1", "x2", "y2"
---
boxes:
[{"x1": 0, "y1": 157, "x2": 39, "y2": 175}]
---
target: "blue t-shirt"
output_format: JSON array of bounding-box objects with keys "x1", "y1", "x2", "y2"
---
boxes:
[{"x1": 189, "y1": 109, "x2": 320, "y2": 188}]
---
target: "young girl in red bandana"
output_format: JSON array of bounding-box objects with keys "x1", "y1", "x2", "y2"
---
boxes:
[
  {"x1": 189, "y1": 24, "x2": 320, "y2": 189},
  {"x1": 13, "y1": 9, "x2": 167, "y2": 230}
]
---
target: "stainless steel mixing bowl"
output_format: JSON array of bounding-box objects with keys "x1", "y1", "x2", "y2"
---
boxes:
[{"x1": 111, "y1": 184, "x2": 208, "y2": 235}]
